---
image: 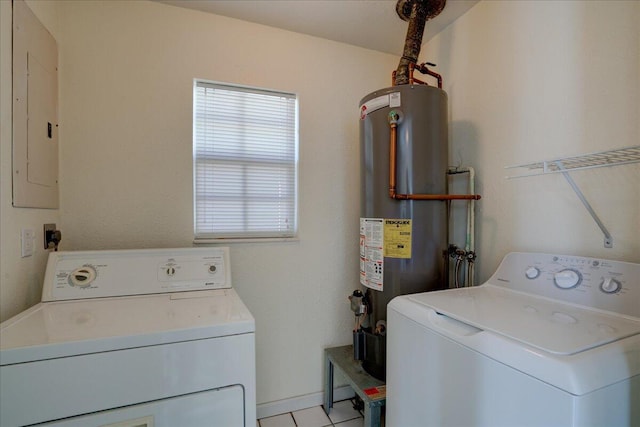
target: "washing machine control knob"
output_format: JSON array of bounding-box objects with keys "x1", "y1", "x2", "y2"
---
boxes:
[
  {"x1": 69, "y1": 265, "x2": 97, "y2": 287},
  {"x1": 600, "y1": 277, "x2": 622, "y2": 294},
  {"x1": 525, "y1": 266, "x2": 540, "y2": 279},
  {"x1": 554, "y1": 269, "x2": 582, "y2": 289}
]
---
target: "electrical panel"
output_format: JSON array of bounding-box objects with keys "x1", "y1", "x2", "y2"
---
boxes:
[{"x1": 12, "y1": 0, "x2": 59, "y2": 208}]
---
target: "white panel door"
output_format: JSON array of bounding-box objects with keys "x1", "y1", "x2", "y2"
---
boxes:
[{"x1": 40, "y1": 386, "x2": 245, "y2": 427}]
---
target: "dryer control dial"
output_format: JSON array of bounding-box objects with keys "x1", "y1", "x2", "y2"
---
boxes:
[
  {"x1": 69, "y1": 265, "x2": 97, "y2": 288},
  {"x1": 554, "y1": 269, "x2": 582, "y2": 289},
  {"x1": 600, "y1": 277, "x2": 622, "y2": 294}
]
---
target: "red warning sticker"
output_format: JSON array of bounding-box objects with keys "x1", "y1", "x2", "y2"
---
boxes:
[
  {"x1": 363, "y1": 386, "x2": 386, "y2": 399},
  {"x1": 359, "y1": 94, "x2": 389, "y2": 120}
]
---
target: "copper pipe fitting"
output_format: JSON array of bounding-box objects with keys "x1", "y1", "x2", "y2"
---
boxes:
[
  {"x1": 388, "y1": 119, "x2": 481, "y2": 201},
  {"x1": 414, "y1": 62, "x2": 443, "y2": 89},
  {"x1": 391, "y1": 63, "x2": 443, "y2": 89},
  {"x1": 389, "y1": 123, "x2": 398, "y2": 198}
]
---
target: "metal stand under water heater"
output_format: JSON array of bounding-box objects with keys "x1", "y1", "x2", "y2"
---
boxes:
[{"x1": 353, "y1": 0, "x2": 481, "y2": 382}]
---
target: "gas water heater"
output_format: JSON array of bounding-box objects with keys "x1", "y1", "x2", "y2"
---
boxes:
[
  {"x1": 353, "y1": 0, "x2": 482, "y2": 381},
  {"x1": 357, "y1": 83, "x2": 450, "y2": 380}
]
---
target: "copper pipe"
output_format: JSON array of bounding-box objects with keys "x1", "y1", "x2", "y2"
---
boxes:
[
  {"x1": 388, "y1": 117, "x2": 481, "y2": 201},
  {"x1": 392, "y1": 64, "x2": 442, "y2": 88},
  {"x1": 389, "y1": 123, "x2": 398, "y2": 197},
  {"x1": 409, "y1": 63, "x2": 416, "y2": 85},
  {"x1": 410, "y1": 76, "x2": 428, "y2": 85},
  {"x1": 394, "y1": 193, "x2": 481, "y2": 200},
  {"x1": 414, "y1": 62, "x2": 443, "y2": 89}
]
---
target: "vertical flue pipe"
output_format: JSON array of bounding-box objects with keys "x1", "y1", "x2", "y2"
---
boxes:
[
  {"x1": 395, "y1": 2, "x2": 428, "y2": 86},
  {"x1": 394, "y1": 0, "x2": 446, "y2": 86}
]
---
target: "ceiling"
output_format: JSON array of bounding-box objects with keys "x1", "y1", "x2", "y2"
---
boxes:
[{"x1": 157, "y1": 0, "x2": 479, "y2": 56}]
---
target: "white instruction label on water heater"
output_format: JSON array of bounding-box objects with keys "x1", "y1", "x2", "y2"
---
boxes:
[
  {"x1": 389, "y1": 92, "x2": 401, "y2": 108},
  {"x1": 360, "y1": 218, "x2": 384, "y2": 291}
]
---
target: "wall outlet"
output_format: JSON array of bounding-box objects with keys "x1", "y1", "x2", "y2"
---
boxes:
[
  {"x1": 44, "y1": 223, "x2": 61, "y2": 250},
  {"x1": 21, "y1": 229, "x2": 34, "y2": 257}
]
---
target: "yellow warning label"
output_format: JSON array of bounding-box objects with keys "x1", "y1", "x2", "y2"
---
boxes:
[{"x1": 383, "y1": 219, "x2": 411, "y2": 258}]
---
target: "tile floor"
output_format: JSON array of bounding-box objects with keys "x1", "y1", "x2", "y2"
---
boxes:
[{"x1": 258, "y1": 399, "x2": 364, "y2": 427}]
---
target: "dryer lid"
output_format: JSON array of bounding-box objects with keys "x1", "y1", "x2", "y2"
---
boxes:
[
  {"x1": 407, "y1": 284, "x2": 640, "y2": 356},
  {"x1": 0, "y1": 289, "x2": 255, "y2": 365}
]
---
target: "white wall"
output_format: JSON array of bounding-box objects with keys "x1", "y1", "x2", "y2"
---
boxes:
[
  {"x1": 0, "y1": 0, "x2": 61, "y2": 322},
  {"x1": 425, "y1": 0, "x2": 640, "y2": 281},
  {"x1": 56, "y1": 0, "x2": 396, "y2": 405}
]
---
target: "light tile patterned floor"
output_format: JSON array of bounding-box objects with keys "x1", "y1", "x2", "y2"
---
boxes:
[{"x1": 258, "y1": 399, "x2": 364, "y2": 427}]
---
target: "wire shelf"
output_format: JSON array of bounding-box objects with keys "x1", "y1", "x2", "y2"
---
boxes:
[
  {"x1": 505, "y1": 145, "x2": 640, "y2": 179},
  {"x1": 504, "y1": 145, "x2": 640, "y2": 248}
]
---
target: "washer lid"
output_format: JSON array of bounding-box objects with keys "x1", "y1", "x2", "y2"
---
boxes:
[
  {"x1": 407, "y1": 284, "x2": 640, "y2": 355},
  {"x1": 0, "y1": 289, "x2": 254, "y2": 365}
]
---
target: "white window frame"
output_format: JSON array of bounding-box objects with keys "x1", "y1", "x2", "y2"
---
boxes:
[{"x1": 193, "y1": 80, "x2": 299, "y2": 242}]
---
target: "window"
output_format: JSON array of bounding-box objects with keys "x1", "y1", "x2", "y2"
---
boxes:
[{"x1": 193, "y1": 80, "x2": 298, "y2": 240}]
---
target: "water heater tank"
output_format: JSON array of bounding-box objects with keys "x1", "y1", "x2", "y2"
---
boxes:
[{"x1": 359, "y1": 84, "x2": 448, "y2": 380}]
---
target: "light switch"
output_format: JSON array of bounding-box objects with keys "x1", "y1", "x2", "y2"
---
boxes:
[{"x1": 21, "y1": 229, "x2": 34, "y2": 257}]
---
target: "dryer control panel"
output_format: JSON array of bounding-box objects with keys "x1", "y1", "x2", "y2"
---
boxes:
[
  {"x1": 488, "y1": 252, "x2": 639, "y2": 318},
  {"x1": 42, "y1": 247, "x2": 232, "y2": 302}
]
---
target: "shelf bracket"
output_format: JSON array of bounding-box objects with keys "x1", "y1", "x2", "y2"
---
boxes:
[
  {"x1": 556, "y1": 161, "x2": 613, "y2": 248},
  {"x1": 504, "y1": 146, "x2": 639, "y2": 248}
]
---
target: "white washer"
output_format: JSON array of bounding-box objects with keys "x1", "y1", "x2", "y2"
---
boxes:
[
  {"x1": 0, "y1": 247, "x2": 256, "y2": 427},
  {"x1": 387, "y1": 252, "x2": 640, "y2": 427}
]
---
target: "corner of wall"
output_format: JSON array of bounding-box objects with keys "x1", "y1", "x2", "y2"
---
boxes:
[{"x1": 0, "y1": 0, "x2": 61, "y2": 322}]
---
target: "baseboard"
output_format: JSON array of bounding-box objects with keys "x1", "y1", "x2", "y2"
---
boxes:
[{"x1": 256, "y1": 385, "x2": 354, "y2": 419}]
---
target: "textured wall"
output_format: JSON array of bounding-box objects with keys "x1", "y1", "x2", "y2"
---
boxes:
[
  {"x1": 56, "y1": 0, "x2": 397, "y2": 405},
  {"x1": 425, "y1": 0, "x2": 640, "y2": 281},
  {"x1": 0, "y1": 1, "x2": 61, "y2": 322}
]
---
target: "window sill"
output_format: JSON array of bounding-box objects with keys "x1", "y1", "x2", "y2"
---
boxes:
[{"x1": 193, "y1": 237, "x2": 300, "y2": 245}]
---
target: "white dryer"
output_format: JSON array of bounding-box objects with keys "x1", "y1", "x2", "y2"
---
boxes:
[
  {"x1": 387, "y1": 252, "x2": 640, "y2": 427},
  {"x1": 0, "y1": 247, "x2": 256, "y2": 427}
]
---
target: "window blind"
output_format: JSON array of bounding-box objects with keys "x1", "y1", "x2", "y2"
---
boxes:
[{"x1": 194, "y1": 81, "x2": 298, "y2": 240}]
